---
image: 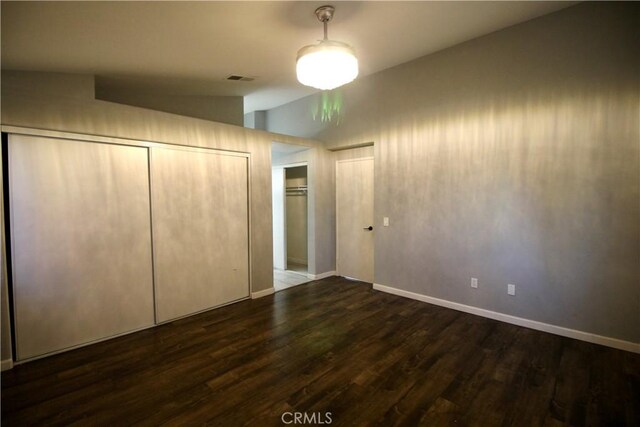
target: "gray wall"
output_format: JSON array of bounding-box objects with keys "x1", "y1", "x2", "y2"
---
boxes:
[
  {"x1": 0, "y1": 70, "x2": 325, "y2": 362},
  {"x1": 267, "y1": 3, "x2": 640, "y2": 343},
  {"x1": 244, "y1": 111, "x2": 267, "y2": 130},
  {"x1": 266, "y1": 97, "x2": 332, "y2": 139},
  {"x1": 95, "y1": 83, "x2": 244, "y2": 127}
]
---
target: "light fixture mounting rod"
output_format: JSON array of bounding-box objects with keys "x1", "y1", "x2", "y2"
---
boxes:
[
  {"x1": 315, "y1": 5, "x2": 335, "y2": 40},
  {"x1": 315, "y1": 5, "x2": 335, "y2": 22}
]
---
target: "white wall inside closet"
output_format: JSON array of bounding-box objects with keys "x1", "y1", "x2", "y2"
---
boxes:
[{"x1": 285, "y1": 166, "x2": 308, "y2": 268}]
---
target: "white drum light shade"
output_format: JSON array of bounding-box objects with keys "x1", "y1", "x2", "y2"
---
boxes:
[
  {"x1": 296, "y1": 40, "x2": 359, "y2": 90},
  {"x1": 296, "y1": 5, "x2": 359, "y2": 91}
]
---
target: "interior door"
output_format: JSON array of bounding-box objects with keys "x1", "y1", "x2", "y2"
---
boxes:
[
  {"x1": 336, "y1": 158, "x2": 374, "y2": 282},
  {"x1": 150, "y1": 146, "x2": 250, "y2": 323},
  {"x1": 9, "y1": 134, "x2": 155, "y2": 360}
]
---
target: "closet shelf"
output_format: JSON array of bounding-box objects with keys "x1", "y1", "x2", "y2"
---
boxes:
[{"x1": 286, "y1": 185, "x2": 308, "y2": 196}]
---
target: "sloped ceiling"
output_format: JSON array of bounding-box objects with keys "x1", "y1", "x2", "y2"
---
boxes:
[{"x1": 1, "y1": 1, "x2": 576, "y2": 113}]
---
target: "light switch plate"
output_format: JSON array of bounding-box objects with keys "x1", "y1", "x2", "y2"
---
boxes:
[
  {"x1": 471, "y1": 278, "x2": 478, "y2": 289},
  {"x1": 383, "y1": 217, "x2": 389, "y2": 227},
  {"x1": 508, "y1": 284, "x2": 516, "y2": 296}
]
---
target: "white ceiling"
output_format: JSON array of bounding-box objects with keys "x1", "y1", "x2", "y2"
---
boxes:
[{"x1": 1, "y1": 1, "x2": 576, "y2": 113}]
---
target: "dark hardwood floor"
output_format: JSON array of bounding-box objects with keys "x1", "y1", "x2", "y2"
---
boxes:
[{"x1": 2, "y1": 277, "x2": 639, "y2": 426}]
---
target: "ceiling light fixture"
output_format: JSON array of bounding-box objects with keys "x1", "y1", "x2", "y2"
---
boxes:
[{"x1": 296, "y1": 5, "x2": 358, "y2": 91}]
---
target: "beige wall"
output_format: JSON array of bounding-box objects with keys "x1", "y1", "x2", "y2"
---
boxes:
[
  {"x1": 0, "y1": 70, "x2": 325, "y2": 362},
  {"x1": 334, "y1": 146, "x2": 374, "y2": 162},
  {"x1": 267, "y1": 3, "x2": 640, "y2": 344}
]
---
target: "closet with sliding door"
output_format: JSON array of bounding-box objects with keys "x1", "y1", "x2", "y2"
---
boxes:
[{"x1": 5, "y1": 129, "x2": 251, "y2": 362}]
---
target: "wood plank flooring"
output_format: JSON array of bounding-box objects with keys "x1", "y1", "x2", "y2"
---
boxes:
[{"x1": 2, "y1": 277, "x2": 639, "y2": 426}]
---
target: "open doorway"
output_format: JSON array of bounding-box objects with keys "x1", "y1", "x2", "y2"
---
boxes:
[
  {"x1": 272, "y1": 142, "x2": 311, "y2": 291},
  {"x1": 283, "y1": 166, "x2": 308, "y2": 274}
]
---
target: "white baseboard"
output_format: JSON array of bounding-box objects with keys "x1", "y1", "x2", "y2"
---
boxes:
[
  {"x1": 251, "y1": 287, "x2": 275, "y2": 299},
  {"x1": 307, "y1": 271, "x2": 336, "y2": 280},
  {"x1": 373, "y1": 283, "x2": 640, "y2": 354},
  {"x1": 1, "y1": 358, "x2": 13, "y2": 371}
]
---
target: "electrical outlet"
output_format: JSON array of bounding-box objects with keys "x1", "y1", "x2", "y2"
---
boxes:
[
  {"x1": 471, "y1": 278, "x2": 478, "y2": 289},
  {"x1": 383, "y1": 217, "x2": 389, "y2": 227},
  {"x1": 508, "y1": 284, "x2": 516, "y2": 296}
]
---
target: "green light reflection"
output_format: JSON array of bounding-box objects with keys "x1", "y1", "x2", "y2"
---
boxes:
[{"x1": 311, "y1": 90, "x2": 344, "y2": 124}]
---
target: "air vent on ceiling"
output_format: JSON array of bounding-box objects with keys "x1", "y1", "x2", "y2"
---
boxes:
[{"x1": 227, "y1": 75, "x2": 255, "y2": 81}]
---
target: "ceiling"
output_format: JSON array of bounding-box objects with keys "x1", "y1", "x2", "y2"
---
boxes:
[{"x1": 1, "y1": 1, "x2": 576, "y2": 114}]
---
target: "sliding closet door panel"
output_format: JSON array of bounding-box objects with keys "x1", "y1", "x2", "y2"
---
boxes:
[
  {"x1": 151, "y1": 147, "x2": 249, "y2": 323},
  {"x1": 9, "y1": 134, "x2": 155, "y2": 361}
]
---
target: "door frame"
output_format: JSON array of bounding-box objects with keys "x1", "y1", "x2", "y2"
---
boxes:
[
  {"x1": 272, "y1": 161, "x2": 309, "y2": 273},
  {"x1": 335, "y1": 157, "x2": 374, "y2": 280}
]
